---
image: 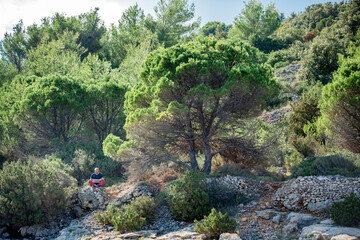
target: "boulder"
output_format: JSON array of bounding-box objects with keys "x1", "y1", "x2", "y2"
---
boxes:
[
  {"x1": 331, "y1": 235, "x2": 359, "y2": 240},
  {"x1": 300, "y1": 224, "x2": 360, "y2": 239},
  {"x1": 283, "y1": 213, "x2": 318, "y2": 235},
  {"x1": 77, "y1": 187, "x2": 106, "y2": 210},
  {"x1": 219, "y1": 233, "x2": 242, "y2": 240},
  {"x1": 307, "y1": 199, "x2": 332, "y2": 213}
]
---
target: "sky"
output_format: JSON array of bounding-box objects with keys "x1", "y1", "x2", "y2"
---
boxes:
[{"x1": 0, "y1": 0, "x2": 343, "y2": 39}]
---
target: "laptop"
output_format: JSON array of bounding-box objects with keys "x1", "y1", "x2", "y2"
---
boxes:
[{"x1": 93, "y1": 179, "x2": 100, "y2": 184}]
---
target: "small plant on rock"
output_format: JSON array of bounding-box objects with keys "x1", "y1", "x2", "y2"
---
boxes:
[
  {"x1": 95, "y1": 196, "x2": 157, "y2": 233},
  {"x1": 194, "y1": 208, "x2": 237, "y2": 239},
  {"x1": 330, "y1": 192, "x2": 360, "y2": 227}
]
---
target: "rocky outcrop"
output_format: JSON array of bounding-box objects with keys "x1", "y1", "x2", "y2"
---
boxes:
[
  {"x1": 259, "y1": 106, "x2": 292, "y2": 125},
  {"x1": 106, "y1": 184, "x2": 153, "y2": 207},
  {"x1": 300, "y1": 223, "x2": 360, "y2": 239},
  {"x1": 205, "y1": 175, "x2": 275, "y2": 200},
  {"x1": 275, "y1": 63, "x2": 301, "y2": 84},
  {"x1": 273, "y1": 176, "x2": 360, "y2": 213},
  {"x1": 76, "y1": 187, "x2": 107, "y2": 210}
]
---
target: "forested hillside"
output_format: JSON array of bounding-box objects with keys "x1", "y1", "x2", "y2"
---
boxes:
[{"x1": 0, "y1": 0, "x2": 360, "y2": 237}]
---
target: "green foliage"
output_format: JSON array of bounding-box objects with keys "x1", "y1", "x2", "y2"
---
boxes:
[
  {"x1": 167, "y1": 171, "x2": 210, "y2": 221},
  {"x1": 95, "y1": 196, "x2": 157, "y2": 232},
  {"x1": 153, "y1": 0, "x2": 200, "y2": 47},
  {"x1": 330, "y1": 193, "x2": 360, "y2": 227},
  {"x1": 0, "y1": 20, "x2": 27, "y2": 71},
  {"x1": 0, "y1": 159, "x2": 72, "y2": 226},
  {"x1": 319, "y1": 46, "x2": 360, "y2": 153},
  {"x1": 200, "y1": 21, "x2": 231, "y2": 39},
  {"x1": 232, "y1": 0, "x2": 283, "y2": 52},
  {"x1": 205, "y1": 181, "x2": 247, "y2": 209},
  {"x1": 13, "y1": 74, "x2": 86, "y2": 147},
  {"x1": 71, "y1": 149, "x2": 95, "y2": 183},
  {"x1": 125, "y1": 37, "x2": 278, "y2": 174},
  {"x1": 291, "y1": 154, "x2": 360, "y2": 178},
  {"x1": 194, "y1": 208, "x2": 237, "y2": 239},
  {"x1": 25, "y1": 31, "x2": 85, "y2": 77},
  {"x1": 42, "y1": 155, "x2": 78, "y2": 187},
  {"x1": 288, "y1": 83, "x2": 323, "y2": 156}
]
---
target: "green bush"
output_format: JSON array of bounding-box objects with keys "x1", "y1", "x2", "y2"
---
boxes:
[
  {"x1": 291, "y1": 154, "x2": 360, "y2": 178},
  {"x1": 194, "y1": 208, "x2": 237, "y2": 239},
  {"x1": 330, "y1": 193, "x2": 360, "y2": 227},
  {"x1": 0, "y1": 159, "x2": 72, "y2": 226},
  {"x1": 205, "y1": 181, "x2": 247, "y2": 209},
  {"x1": 167, "y1": 171, "x2": 211, "y2": 221},
  {"x1": 95, "y1": 196, "x2": 157, "y2": 233}
]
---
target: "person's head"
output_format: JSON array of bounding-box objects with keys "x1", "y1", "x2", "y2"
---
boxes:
[{"x1": 94, "y1": 168, "x2": 99, "y2": 174}]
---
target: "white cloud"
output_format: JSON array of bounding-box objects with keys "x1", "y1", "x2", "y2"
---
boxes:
[{"x1": 0, "y1": 0, "x2": 134, "y2": 39}]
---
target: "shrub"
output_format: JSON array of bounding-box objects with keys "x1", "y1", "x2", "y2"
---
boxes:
[
  {"x1": 291, "y1": 154, "x2": 360, "y2": 178},
  {"x1": 167, "y1": 171, "x2": 211, "y2": 221},
  {"x1": 194, "y1": 208, "x2": 237, "y2": 239},
  {"x1": 0, "y1": 159, "x2": 71, "y2": 226},
  {"x1": 205, "y1": 181, "x2": 247, "y2": 209},
  {"x1": 95, "y1": 196, "x2": 157, "y2": 233},
  {"x1": 330, "y1": 193, "x2": 360, "y2": 227}
]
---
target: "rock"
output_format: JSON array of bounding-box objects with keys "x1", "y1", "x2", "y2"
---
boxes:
[
  {"x1": 0, "y1": 227, "x2": 6, "y2": 236},
  {"x1": 283, "y1": 212, "x2": 319, "y2": 236},
  {"x1": 331, "y1": 234, "x2": 359, "y2": 240},
  {"x1": 308, "y1": 199, "x2": 332, "y2": 213},
  {"x1": 157, "y1": 231, "x2": 206, "y2": 240},
  {"x1": 71, "y1": 205, "x2": 84, "y2": 218},
  {"x1": 2, "y1": 232, "x2": 10, "y2": 238},
  {"x1": 274, "y1": 176, "x2": 360, "y2": 211},
  {"x1": 256, "y1": 209, "x2": 276, "y2": 220},
  {"x1": 321, "y1": 219, "x2": 335, "y2": 225},
  {"x1": 284, "y1": 193, "x2": 302, "y2": 210},
  {"x1": 77, "y1": 187, "x2": 106, "y2": 210},
  {"x1": 286, "y1": 212, "x2": 319, "y2": 229},
  {"x1": 272, "y1": 215, "x2": 282, "y2": 224},
  {"x1": 219, "y1": 233, "x2": 242, "y2": 240},
  {"x1": 301, "y1": 224, "x2": 360, "y2": 239}
]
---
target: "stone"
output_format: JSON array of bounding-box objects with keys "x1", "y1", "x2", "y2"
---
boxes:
[
  {"x1": 286, "y1": 212, "x2": 318, "y2": 229},
  {"x1": 321, "y1": 219, "x2": 335, "y2": 225},
  {"x1": 272, "y1": 215, "x2": 282, "y2": 224},
  {"x1": 219, "y1": 233, "x2": 242, "y2": 240},
  {"x1": 301, "y1": 224, "x2": 360, "y2": 239},
  {"x1": 72, "y1": 206, "x2": 84, "y2": 218},
  {"x1": 284, "y1": 193, "x2": 302, "y2": 210},
  {"x1": 2, "y1": 232, "x2": 10, "y2": 238},
  {"x1": 157, "y1": 231, "x2": 206, "y2": 240},
  {"x1": 0, "y1": 227, "x2": 6, "y2": 236},
  {"x1": 256, "y1": 209, "x2": 276, "y2": 220},
  {"x1": 308, "y1": 199, "x2": 333, "y2": 213},
  {"x1": 77, "y1": 187, "x2": 106, "y2": 210},
  {"x1": 331, "y1": 234, "x2": 359, "y2": 240}
]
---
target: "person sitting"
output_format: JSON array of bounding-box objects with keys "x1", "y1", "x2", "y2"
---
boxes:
[{"x1": 88, "y1": 167, "x2": 105, "y2": 187}]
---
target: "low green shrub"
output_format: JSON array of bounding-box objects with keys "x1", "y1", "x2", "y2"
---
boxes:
[
  {"x1": 95, "y1": 196, "x2": 157, "y2": 233},
  {"x1": 194, "y1": 208, "x2": 237, "y2": 239},
  {"x1": 205, "y1": 181, "x2": 247, "y2": 209},
  {"x1": 291, "y1": 154, "x2": 360, "y2": 178},
  {"x1": 167, "y1": 171, "x2": 211, "y2": 221},
  {"x1": 112, "y1": 207, "x2": 146, "y2": 232},
  {"x1": 330, "y1": 193, "x2": 360, "y2": 227},
  {"x1": 0, "y1": 159, "x2": 72, "y2": 226}
]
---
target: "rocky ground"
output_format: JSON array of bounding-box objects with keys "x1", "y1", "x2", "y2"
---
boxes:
[{"x1": 0, "y1": 175, "x2": 359, "y2": 240}]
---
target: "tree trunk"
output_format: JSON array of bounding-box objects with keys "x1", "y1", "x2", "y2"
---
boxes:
[
  {"x1": 203, "y1": 139, "x2": 212, "y2": 175},
  {"x1": 189, "y1": 138, "x2": 199, "y2": 171}
]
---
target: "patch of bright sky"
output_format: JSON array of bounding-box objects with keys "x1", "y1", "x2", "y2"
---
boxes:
[{"x1": 0, "y1": 0, "x2": 342, "y2": 39}]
